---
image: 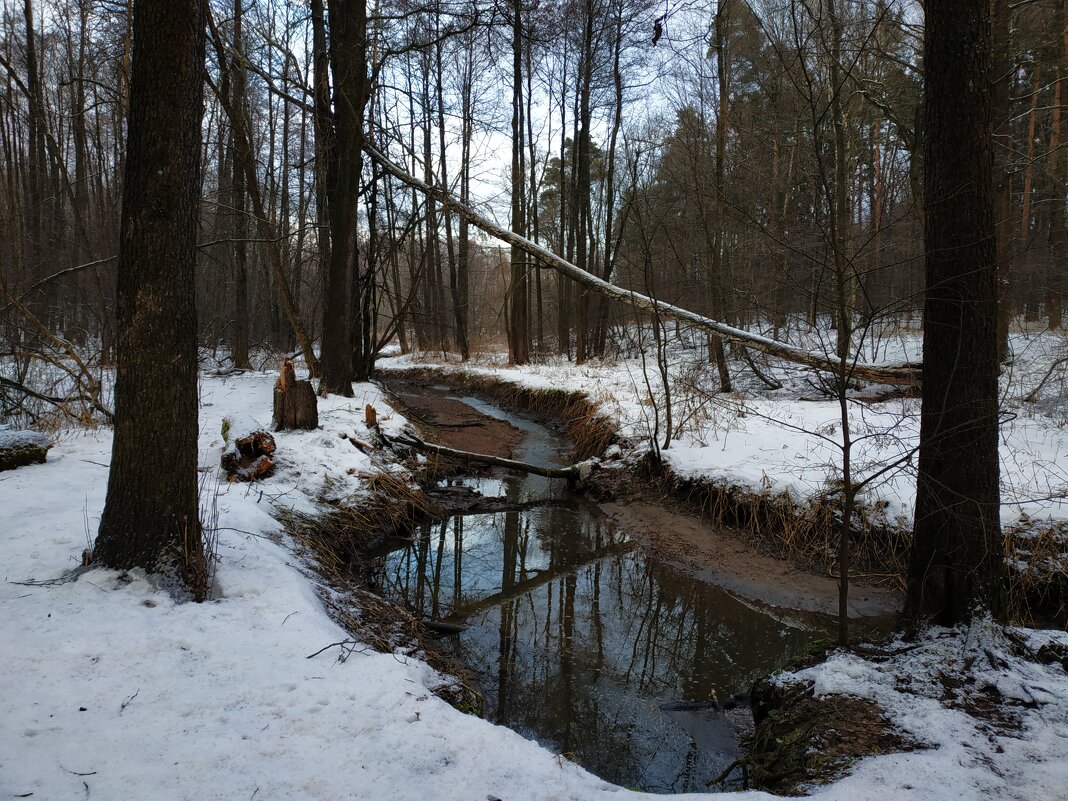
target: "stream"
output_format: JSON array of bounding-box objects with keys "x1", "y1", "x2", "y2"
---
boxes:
[{"x1": 370, "y1": 385, "x2": 833, "y2": 793}]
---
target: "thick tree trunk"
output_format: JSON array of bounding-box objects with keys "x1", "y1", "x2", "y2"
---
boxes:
[
  {"x1": 906, "y1": 0, "x2": 1004, "y2": 625},
  {"x1": 573, "y1": 0, "x2": 593, "y2": 364},
  {"x1": 710, "y1": 0, "x2": 732, "y2": 392},
  {"x1": 992, "y1": 0, "x2": 1013, "y2": 360},
  {"x1": 95, "y1": 0, "x2": 206, "y2": 594},
  {"x1": 318, "y1": 0, "x2": 368, "y2": 396},
  {"x1": 1047, "y1": 0, "x2": 1068, "y2": 331}
]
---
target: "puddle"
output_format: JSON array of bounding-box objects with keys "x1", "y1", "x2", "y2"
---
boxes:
[{"x1": 373, "y1": 384, "x2": 832, "y2": 792}]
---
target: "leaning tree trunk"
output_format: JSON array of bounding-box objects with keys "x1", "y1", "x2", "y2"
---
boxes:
[
  {"x1": 363, "y1": 143, "x2": 922, "y2": 387},
  {"x1": 906, "y1": 0, "x2": 1005, "y2": 626},
  {"x1": 95, "y1": 0, "x2": 206, "y2": 594}
]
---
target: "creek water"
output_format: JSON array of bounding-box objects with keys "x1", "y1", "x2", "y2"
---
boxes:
[{"x1": 372, "y1": 390, "x2": 830, "y2": 793}]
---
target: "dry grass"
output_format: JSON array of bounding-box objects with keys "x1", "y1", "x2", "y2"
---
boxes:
[
  {"x1": 668, "y1": 471, "x2": 911, "y2": 592},
  {"x1": 277, "y1": 471, "x2": 481, "y2": 710},
  {"x1": 746, "y1": 677, "x2": 921, "y2": 795},
  {"x1": 280, "y1": 471, "x2": 440, "y2": 579},
  {"x1": 1004, "y1": 518, "x2": 1068, "y2": 625}
]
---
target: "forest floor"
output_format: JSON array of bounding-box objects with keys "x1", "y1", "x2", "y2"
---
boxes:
[{"x1": 2, "y1": 342, "x2": 1068, "y2": 799}]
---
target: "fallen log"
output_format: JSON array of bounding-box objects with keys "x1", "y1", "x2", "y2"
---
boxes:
[
  {"x1": 420, "y1": 619, "x2": 469, "y2": 636},
  {"x1": 0, "y1": 430, "x2": 52, "y2": 472},
  {"x1": 364, "y1": 142, "x2": 921, "y2": 387},
  {"x1": 393, "y1": 432, "x2": 581, "y2": 482}
]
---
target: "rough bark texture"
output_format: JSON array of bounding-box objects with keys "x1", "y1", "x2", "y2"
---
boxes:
[
  {"x1": 317, "y1": 0, "x2": 368, "y2": 397},
  {"x1": 906, "y1": 0, "x2": 1005, "y2": 625},
  {"x1": 273, "y1": 360, "x2": 318, "y2": 431},
  {"x1": 507, "y1": 0, "x2": 530, "y2": 365},
  {"x1": 230, "y1": 0, "x2": 251, "y2": 370},
  {"x1": 94, "y1": 0, "x2": 205, "y2": 584}
]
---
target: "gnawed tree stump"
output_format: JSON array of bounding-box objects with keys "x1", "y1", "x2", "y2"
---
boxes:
[
  {"x1": 221, "y1": 431, "x2": 276, "y2": 481},
  {"x1": 273, "y1": 359, "x2": 318, "y2": 431},
  {"x1": 0, "y1": 430, "x2": 52, "y2": 472}
]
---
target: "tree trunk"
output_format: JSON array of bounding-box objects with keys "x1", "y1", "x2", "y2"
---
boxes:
[
  {"x1": 273, "y1": 360, "x2": 319, "y2": 430},
  {"x1": 710, "y1": 0, "x2": 732, "y2": 392},
  {"x1": 230, "y1": 0, "x2": 251, "y2": 369},
  {"x1": 1047, "y1": 0, "x2": 1068, "y2": 331},
  {"x1": 508, "y1": 0, "x2": 529, "y2": 365},
  {"x1": 319, "y1": 0, "x2": 368, "y2": 396},
  {"x1": 992, "y1": 0, "x2": 1012, "y2": 361},
  {"x1": 95, "y1": 0, "x2": 206, "y2": 596},
  {"x1": 906, "y1": 0, "x2": 1004, "y2": 625}
]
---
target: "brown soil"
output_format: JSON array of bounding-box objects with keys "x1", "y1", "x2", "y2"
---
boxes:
[{"x1": 385, "y1": 386, "x2": 523, "y2": 458}]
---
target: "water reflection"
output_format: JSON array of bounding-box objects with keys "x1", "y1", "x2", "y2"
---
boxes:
[{"x1": 376, "y1": 502, "x2": 822, "y2": 792}]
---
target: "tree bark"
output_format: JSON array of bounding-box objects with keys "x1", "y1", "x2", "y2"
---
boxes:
[
  {"x1": 230, "y1": 0, "x2": 251, "y2": 369},
  {"x1": 318, "y1": 0, "x2": 368, "y2": 396},
  {"x1": 94, "y1": 0, "x2": 206, "y2": 594},
  {"x1": 508, "y1": 0, "x2": 530, "y2": 365},
  {"x1": 906, "y1": 0, "x2": 1004, "y2": 625}
]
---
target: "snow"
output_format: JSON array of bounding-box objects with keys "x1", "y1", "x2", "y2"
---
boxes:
[
  {"x1": 4, "y1": 370, "x2": 760, "y2": 801},
  {"x1": 779, "y1": 620, "x2": 1068, "y2": 801},
  {"x1": 0, "y1": 428, "x2": 51, "y2": 450},
  {"x1": 3, "y1": 353, "x2": 1067, "y2": 800},
  {"x1": 379, "y1": 326, "x2": 1068, "y2": 539}
]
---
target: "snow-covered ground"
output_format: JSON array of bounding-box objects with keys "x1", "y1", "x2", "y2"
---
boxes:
[
  {"x1": 380, "y1": 327, "x2": 1068, "y2": 536},
  {"x1": 3, "y1": 359, "x2": 1067, "y2": 800},
  {"x1": 1, "y1": 371, "x2": 645, "y2": 800}
]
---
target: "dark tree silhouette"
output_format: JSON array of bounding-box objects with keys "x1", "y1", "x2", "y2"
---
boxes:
[
  {"x1": 906, "y1": 0, "x2": 1005, "y2": 625},
  {"x1": 94, "y1": 0, "x2": 206, "y2": 592}
]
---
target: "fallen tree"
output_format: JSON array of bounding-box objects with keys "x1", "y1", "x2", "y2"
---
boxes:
[
  {"x1": 363, "y1": 143, "x2": 922, "y2": 387},
  {"x1": 392, "y1": 432, "x2": 581, "y2": 482}
]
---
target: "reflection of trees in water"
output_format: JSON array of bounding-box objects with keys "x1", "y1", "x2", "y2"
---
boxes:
[{"x1": 378, "y1": 504, "x2": 818, "y2": 791}]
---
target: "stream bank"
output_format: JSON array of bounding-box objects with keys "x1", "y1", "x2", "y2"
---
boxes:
[
  {"x1": 275, "y1": 370, "x2": 905, "y2": 792},
  {"x1": 339, "y1": 374, "x2": 901, "y2": 792}
]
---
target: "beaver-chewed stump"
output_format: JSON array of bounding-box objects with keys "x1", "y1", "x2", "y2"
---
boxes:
[
  {"x1": 222, "y1": 431, "x2": 277, "y2": 481},
  {"x1": 273, "y1": 359, "x2": 318, "y2": 431},
  {"x1": 0, "y1": 430, "x2": 52, "y2": 472}
]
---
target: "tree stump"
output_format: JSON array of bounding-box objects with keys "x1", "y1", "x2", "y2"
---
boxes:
[
  {"x1": 221, "y1": 431, "x2": 276, "y2": 481},
  {"x1": 272, "y1": 359, "x2": 318, "y2": 431},
  {"x1": 0, "y1": 430, "x2": 52, "y2": 472}
]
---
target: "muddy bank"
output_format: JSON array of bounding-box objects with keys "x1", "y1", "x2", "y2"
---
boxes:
[
  {"x1": 601, "y1": 500, "x2": 900, "y2": 620},
  {"x1": 382, "y1": 367, "x2": 616, "y2": 460},
  {"x1": 386, "y1": 384, "x2": 523, "y2": 459},
  {"x1": 382, "y1": 369, "x2": 901, "y2": 621}
]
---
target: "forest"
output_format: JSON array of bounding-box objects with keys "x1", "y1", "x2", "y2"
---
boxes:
[{"x1": 2, "y1": 0, "x2": 1068, "y2": 799}]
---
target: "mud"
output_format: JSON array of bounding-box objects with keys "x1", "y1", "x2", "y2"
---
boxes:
[
  {"x1": 386, "y1": 384, "x2": 524, "y2": 458},
  {"x1": 384, "y1": 374, "x2": 900, "y2": 623},
  {"x1": 600, "y1": 500, "x2": 901, "y2": 621}
]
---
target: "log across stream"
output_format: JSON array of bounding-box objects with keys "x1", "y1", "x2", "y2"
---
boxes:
[{"x1": 370, "y1": 380, "x2": 889, "y2": 792}]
